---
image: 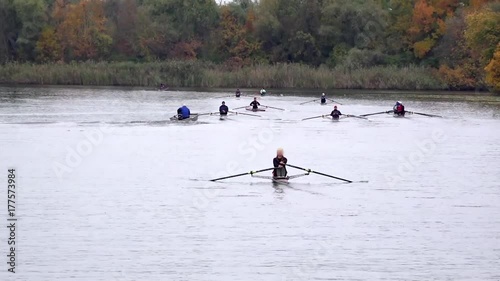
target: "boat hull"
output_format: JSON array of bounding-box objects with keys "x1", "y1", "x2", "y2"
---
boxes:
[
  {"x1": 170, "y1": 114, "x2": 199, "y2": 121},
  {"x1": 246, "y1": 106, "x2": 266, "y2": 112},
  {"x1": 272, "y1": 177, "x2": 289, "y2": 184},
  {"x1": 219, "y1": 114, "x2": 228, "y2": 120},
  {"x1": 393, "y1": 112, "x2": 405, "y2": 118}
]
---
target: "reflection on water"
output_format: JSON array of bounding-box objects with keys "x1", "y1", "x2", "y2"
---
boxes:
[{"x1": 0, "y1": 86, "x2": 499, "y2": 281}]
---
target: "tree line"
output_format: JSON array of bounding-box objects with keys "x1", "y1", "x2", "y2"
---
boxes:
[{"x1": 0, "y1": 0, "x2": 499, "y2": 91}]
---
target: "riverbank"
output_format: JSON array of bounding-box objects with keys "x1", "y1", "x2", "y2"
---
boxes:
[{"x1": 0, "y1": 61, "x2": 447, "y2": 90}]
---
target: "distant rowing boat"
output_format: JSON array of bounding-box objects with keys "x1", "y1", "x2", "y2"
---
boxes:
[{"x1": 169, "y1": 114, "x2": 199, "y2": 121}]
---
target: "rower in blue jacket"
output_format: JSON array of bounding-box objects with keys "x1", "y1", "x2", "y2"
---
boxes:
[
  {"x1": 177, "y1": 104, "x2": 190, "y2": 120},
  {"x1": 219, "y1": 101, "x2": 229, "y2": 116}
]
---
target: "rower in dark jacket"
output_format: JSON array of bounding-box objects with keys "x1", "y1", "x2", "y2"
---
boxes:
[
  {"x1": 320, "y1": 93, "x2": 327, "y2": 104},
  {"x1": 273, "y1": 148, "x2": 288, "y2": 177},
  {"x1": 330, "y1": 105, "x2": 342, "y2": 120},
  {"x1": 393, "y1": 101, "x2": 405, "y2": 116},
  {"x1": 219, "y1": 101, "x2": 229, "y2": 115},
  {"x1": 235, "y1": 89, "x2": 241, "y2": 97},
  {"x1": 250, "y1": 97, "x2": 260, "y2": 110}
]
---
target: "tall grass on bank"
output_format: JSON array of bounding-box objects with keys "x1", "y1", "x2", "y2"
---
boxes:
[{"x1": 0, "y1": 61, "x2": 446, "y2": 90}]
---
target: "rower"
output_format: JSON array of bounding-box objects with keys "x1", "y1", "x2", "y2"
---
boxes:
[
  {"x1": 159, "y1": 83, "x2": 167, "y2": 90},
  {"x1": 235, "y1": 88, "x2": 241, "y2": 97},
  {"x1": 219, "y1": 101, "x2": 229, "y2": 116},
  {"x1": 330, "y1": 105, "x2": 342, "y2": 120},
  {"x1": 320, "y1": 93, "x2": 327, "y2": 104},
  {"x1": 260, "y1": 88, "x2": 267, "y2": 96},
  {"x1": 177, "y1": 104, "x2": 190, "y2": 120},
  {"x1": 250, "y1": 97, "x2": 260, "y2": 110},
  {"x1": 273, "y1": 148, "x2": 288, "y2": 177},
  {"x1": 393, "y1": 101, "x2": 405, "y2": 116}
]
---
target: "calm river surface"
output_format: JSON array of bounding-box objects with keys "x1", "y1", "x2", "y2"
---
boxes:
[{"x1": 0, "y1": 86, "x2": 499, "y2": 281}]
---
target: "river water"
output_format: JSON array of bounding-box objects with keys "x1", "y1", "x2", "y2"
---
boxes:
[{"x1": 0, "y1": 86, "x2": 499, "y2": 281}]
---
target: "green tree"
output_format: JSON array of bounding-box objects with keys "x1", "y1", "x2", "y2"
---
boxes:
[
  {"x1": 11, "y1": 0, "x2": 48, "y2": 61},
  {"x1": 0, "y1": 0, "x2": 18, "y2": 63}
]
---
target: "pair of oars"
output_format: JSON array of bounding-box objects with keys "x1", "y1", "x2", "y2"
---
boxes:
[
  {"x1": 198, "y1": 111, "x2": 261, "y2": 117},
  {"x1": 232, "y1": 105, "x2": 285, "y2": 111},
  {"x1": 360, "y1": 110, "x2": 442, "y2": 118},
  {"x1": 300, "y1": 99, "x2": 342, "y2": 105},
  {"x1": 302, "y1": 114, "x2": 368, "y2": 121},
  {"x1": 210, "y1": 164, "x2": 352, "y2": 183}
]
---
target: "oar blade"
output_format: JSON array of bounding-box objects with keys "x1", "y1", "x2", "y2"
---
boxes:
[
  {"x1": 210, "y1": 172, "x2": 249, "y2": 181},
  {"x1": 299, "y1": 99, "x2": 317, "y2": 105},
  {"x1": 360, "y1": 110, "x2": 391, "y2": 117},
  {"x1": 286, "y1": 163, "x2": 352, "y2": 183},
  {"x1": 409, "y1": 111, "x2": 443, "y2": 118},
  {"x1": 311, "y1": 171, "x2": 352, "y2": 183},
  {"x1": 302, "y1": 115, "x2": 325, "y2": 121},
  {"x1": 232, "y1": 106, "x2": 246, "y2": 110}
]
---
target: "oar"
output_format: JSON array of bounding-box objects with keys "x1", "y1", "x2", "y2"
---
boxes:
[
  {"x1": 302, "y1": 115, "x2": 327, "y2": 121},
  {"x1": 299, "y1": 99, "x2": 318, "y2": 105},
  {"x1": 360, "y1": 110, "x2": 392, "y2": 117},
  {"x1": 197, "y1": 112, "x2": 216, "y2": 116},
  {"x1": 229, "y1": 111, "x2": 261, "y2": 117},
  {"x1": 232, "y1": 106, "x2": 247, "y2": 110},
  {"x1": 286, "y1": 164, "x2": 352, "y2": 183},
  {"x1": 261, "y1": 105, "x2": 285, "y2": 111},
  {"x1": 406, "y1": 111, "x2": 443, "y2": 118},
  {"x1": 210, "y1": 167, "x2": 275, "y2": 181},
  {"x1": 328, "y1": 99, "x2": 343, "y2": 105},
  {"x1": 344, "y1": 114, "x2": 368, "y2": 120}
]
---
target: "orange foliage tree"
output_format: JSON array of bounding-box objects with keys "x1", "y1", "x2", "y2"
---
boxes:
[
  {"x1": 217, "y1": 6, "x2": 261, "y2": 66},
  {"x1": 54, "y1": 0, "x2": 113, "y2": 61},
  {"x1": 408, "y1": 0, "x2": 461, "y2": 59},
  {"x1": 485, "y1": 43, "x2": 500, "y2": 92}
]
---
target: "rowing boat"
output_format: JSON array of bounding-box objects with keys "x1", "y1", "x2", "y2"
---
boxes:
[
  {"x1": 169, "y1": 114, "x2": 199, "y2": 121},
  {"x1": 246, "y1": 106, "x2": 266, "y2": 112},
  {"x1": 393, "y1": 112, "x2": 405, "y2": 118},
  {"x1": 219, "y1": 114, "x2": 228, "y2": 120},
  {"x1": 251, "y1": 174, "x2": 291, "y2": 184},
  {"x1": 210, "y1": 163, "x2": 353, "y2": 183}
]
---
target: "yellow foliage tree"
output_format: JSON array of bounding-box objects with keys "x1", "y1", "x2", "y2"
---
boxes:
[
  {"x1": 35, "y1": 27, "x2": 62, "y2": 62},
  {"x1": 485, "y1": 43, "x2": 500, "y2": 92},
  {"x1": 465, "y1": 7, "x2": 500, "y2": 64}
]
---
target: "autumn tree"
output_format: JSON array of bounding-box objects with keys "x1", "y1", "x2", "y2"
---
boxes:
[
  {"x1": 484, "y1": 43, "x2": 500, "y2": 92},
  {"x1": 214, "y1": 5, "x2": 261, "y2": 66},
  {"x1": 464, "y1": 4, "x2": 500, "y2": 64},
  {"x1": 35, "y1": 27, "x2": 62, "y2": 62},
  {"x1": 55, "y1": 0, "x2": 113, "y2": 61}
]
